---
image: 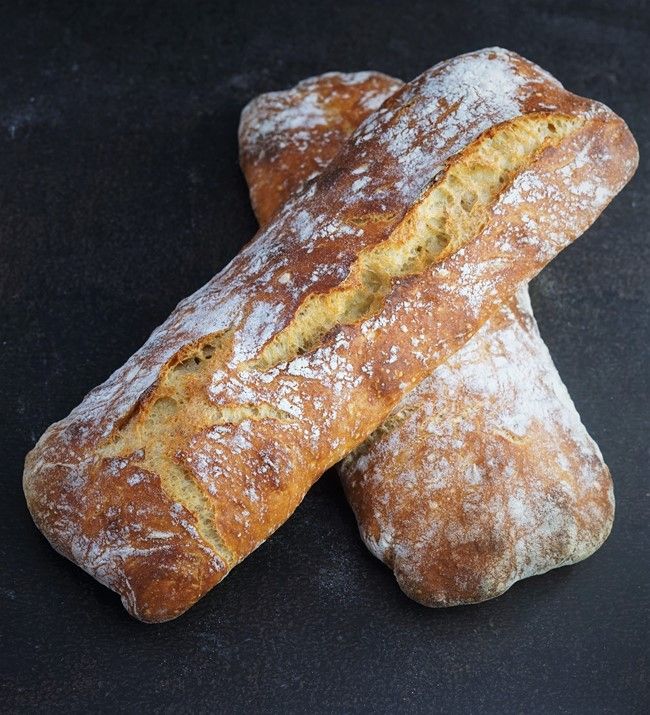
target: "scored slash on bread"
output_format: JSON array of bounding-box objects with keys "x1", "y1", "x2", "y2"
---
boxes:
[
  {"x1": 239, "y1": 70, "x2": 616, "y2": 606},
  {"x1": 24, "y1": 49, "x2": 638, "y2": 621}
]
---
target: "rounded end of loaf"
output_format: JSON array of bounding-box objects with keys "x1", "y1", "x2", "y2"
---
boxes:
[
  {"x1": 23, "y1": 423, "x2": 229, "y2": 623},
  {"x1": 379, "y1": 464, "x2": 615, "y2": 609},
  {"x1": 342, "y1": 285, "x2": 618, "y2": 609}
]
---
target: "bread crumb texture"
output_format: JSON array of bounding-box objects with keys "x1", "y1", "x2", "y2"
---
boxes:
[{"x1": 101, "y1": 113, "x2": 579, "y2": 566}]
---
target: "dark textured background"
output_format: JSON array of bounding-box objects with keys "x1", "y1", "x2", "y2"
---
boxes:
[{"x1": 1, "y1": 1, "x2": 648, "y2": 712}]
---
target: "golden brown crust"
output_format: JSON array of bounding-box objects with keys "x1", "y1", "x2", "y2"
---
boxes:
[
  {"x1": 241, "y1": 70, "x2": 617, "y2": 607},
  {"x1": 23, "y1": 49, "x2": 638, "y2": 621}
]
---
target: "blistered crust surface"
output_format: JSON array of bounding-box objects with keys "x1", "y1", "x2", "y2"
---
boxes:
[{"x1": 24, "y1": 49, "x2": 638, "y2": 621}]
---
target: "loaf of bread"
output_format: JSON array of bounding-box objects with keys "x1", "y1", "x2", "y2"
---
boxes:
[
  {"x1": 240, "y1": 70, "x2": 617, "y2": 605},
  {"x1": 24, "y1": 48, "x2": 637, "y2": 622}
]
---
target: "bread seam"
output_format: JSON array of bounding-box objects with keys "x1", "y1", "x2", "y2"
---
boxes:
[{"x1": 251, "y1": 113, "x2": 580, "y2": 372}]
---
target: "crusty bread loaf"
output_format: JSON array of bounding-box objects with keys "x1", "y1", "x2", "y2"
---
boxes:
[
  {"x1": 24, "y1": 49, "x2": 638, "y2": 622},
  {"x1": 240, "y1": 70, "x2": 616, "y2": 605}
]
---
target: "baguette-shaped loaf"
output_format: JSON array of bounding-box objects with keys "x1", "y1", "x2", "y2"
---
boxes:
[
  {"x1": 24, "y1": 49, "x2": 638, "y2": 621},
  {"x1": 240, "y1": 72, "x2": 616, "y2": 605}
]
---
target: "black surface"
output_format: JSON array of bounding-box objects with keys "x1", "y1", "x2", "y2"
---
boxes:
[{"x1": 1, "y1": 1, "x2": 648, "y2": 712}]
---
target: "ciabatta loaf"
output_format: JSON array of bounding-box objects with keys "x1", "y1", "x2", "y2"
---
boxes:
[
  {"x1": 240, "y1": 70, "x2": 616, "y2": 606},
  {"x1": 24, "y1": 49, "x2": 637, "y2": 621}
]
